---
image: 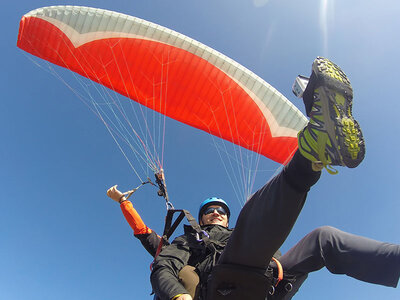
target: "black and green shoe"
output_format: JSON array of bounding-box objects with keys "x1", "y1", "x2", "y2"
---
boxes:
[{"x1": 298, "y1": 57, "x2": 365, "y2": 173}]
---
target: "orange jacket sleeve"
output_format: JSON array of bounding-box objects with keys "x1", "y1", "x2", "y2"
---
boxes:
[{"x1": 120, "y1": 200, "x2": 152, "y2": 235}]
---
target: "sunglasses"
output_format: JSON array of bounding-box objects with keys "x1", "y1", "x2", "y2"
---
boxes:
[{"x1": 203, "y1": 206, "x2": 227, "y2": 216}]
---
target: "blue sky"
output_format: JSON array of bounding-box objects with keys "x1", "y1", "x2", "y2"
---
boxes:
[{"x1": 2, "y1": 0, "x2": 400, "y2": 299}]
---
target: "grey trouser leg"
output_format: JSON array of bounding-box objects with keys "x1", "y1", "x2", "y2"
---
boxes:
[
  {"x1": 278, "y1": 226, "x2": 400, "y2": 299},
  {"x1": 218, "y1": 151, "x2": 320, "y2": 268}
]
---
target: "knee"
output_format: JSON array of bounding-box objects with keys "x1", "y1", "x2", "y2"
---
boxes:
[
  {"x1": 309, "y1": 226, "x2": 342, "y2": 249},
  {"x1": 310, "y1": 226, "x2": 354, "y2": 274},
  {"x1": 178, "y1": 265, "x2": 200, "y2": 299},
  {"x1": 311, "y1": 226, "x2": 339, "y2": 239}
]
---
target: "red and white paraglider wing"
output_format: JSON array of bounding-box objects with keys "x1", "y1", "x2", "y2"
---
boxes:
[{"x1": 17, "y1": 6, "x2": 307, "y2": 164}]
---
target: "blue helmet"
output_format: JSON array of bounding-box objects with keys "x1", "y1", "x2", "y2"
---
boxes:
[{"x1": 198, "y1": 197, "x2": 230, "y2": 221}]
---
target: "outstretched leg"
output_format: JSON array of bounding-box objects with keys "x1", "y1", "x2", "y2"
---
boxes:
[
  {"x1": 218, "y1": 150, "x2": 320, "y2": 268},
  {"x1": 208, "y1": 57, "x2": 366, "y2": 299},
  {"x1": 219, "y1": 56, "x2": 366, "y2": 267},
  {"x1": 279, "y1": 226, "x2": 400, "y2": 295}
]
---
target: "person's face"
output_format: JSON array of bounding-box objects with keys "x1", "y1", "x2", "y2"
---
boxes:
[{"x1": 200, "y1": 205, "x2": 228, "y2": 227}]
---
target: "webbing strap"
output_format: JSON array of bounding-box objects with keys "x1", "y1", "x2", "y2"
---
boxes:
[
  {"x1": 152, "y1": 209, "x2": 207, "y2": 269},
  {"x1": 163, "y1": 210, "x2": 185, "y2": 238},
  {"x1": 164, "y1": 209, "x2": 206, "y2": 240},
  {"x1": 271, "y1": 257, "x2": 283, "y2": 287}
]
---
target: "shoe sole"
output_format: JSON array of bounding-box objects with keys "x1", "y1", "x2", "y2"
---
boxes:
[{"x1": 312, "y1": 57, "x2": 365, "y2": 168}]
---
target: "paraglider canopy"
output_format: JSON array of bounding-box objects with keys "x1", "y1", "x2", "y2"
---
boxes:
[{"x1": 17, "y1": 5, "x2": 307, "y2": 167}]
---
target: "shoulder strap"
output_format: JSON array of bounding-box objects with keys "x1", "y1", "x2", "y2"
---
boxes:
[
  {"x1": 152, "y1": 209, "x2": 209, "y2": 267},
  {"x1": 164, "y1": 209, "x2": 207, "y2": 241}
]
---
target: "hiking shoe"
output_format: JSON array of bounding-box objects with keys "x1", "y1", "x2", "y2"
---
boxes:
[{"x1": 298, "y1": 57, "x2": 365, "y2": 172}]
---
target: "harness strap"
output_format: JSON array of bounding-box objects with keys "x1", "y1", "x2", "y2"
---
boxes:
[
  {"x1": 271, "y1": 257, "x2": 283, "y2": 287},
  {"x1": 152, "y1": 209, "x2": 207, "y2": 269},
  {"x1": 163, "y1": 210, "x2": 185, "y2": 237},
  {"x1": 164, "y1": 209, "x2": 206, "y2": 240}
]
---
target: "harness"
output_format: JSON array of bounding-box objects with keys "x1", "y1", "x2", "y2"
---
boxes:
[
  {"x1": 148, "y1": 170, "x2": 297, "y2": 299},
  {"x1": 151, "y1": 207, "x2": 296, "y2": 300}
]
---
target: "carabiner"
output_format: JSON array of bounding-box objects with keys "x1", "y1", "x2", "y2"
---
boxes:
[{"x1": 196, "y1": 230, "x2": 210, "y2": 242}]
